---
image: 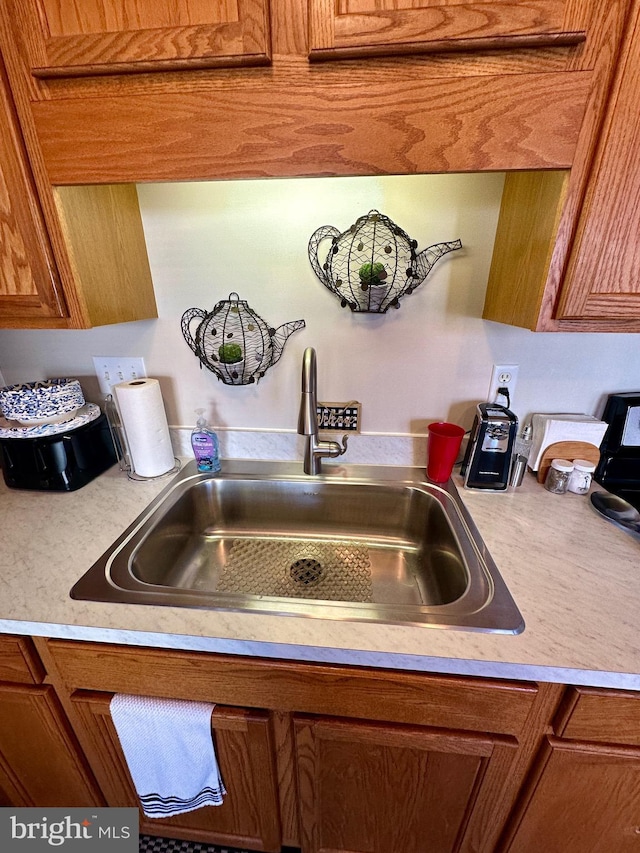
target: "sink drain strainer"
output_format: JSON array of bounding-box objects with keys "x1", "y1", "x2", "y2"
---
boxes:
[
  {"x1": 217, "y1": 539, "x2": 372, "y2": 602},
  {"x1": 290, "y1": 558, "x2": 324, "y2": 586}
]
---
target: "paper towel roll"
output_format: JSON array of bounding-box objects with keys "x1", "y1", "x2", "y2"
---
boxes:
[{"x1": 114, "y1": 378, "x2": 175, "y2": 478}]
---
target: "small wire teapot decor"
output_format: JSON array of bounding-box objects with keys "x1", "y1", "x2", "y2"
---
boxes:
[
  {"x1": 308, "y1": 210, "x2": 462, "y2": 313},
  {"x1": 181, "y1": 292, "x2": 305, "y2": 385}
]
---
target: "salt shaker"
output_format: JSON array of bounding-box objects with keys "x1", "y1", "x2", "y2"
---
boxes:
[
  {"x1": 544, "y1": 459, "x2": 574, "y2": 494},
  {"x1": 567, "y1": 459, "x2": 596, "y2": 494}
]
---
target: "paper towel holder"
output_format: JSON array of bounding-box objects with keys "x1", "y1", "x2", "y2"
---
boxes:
[{"x1": 104, "y1": 394, "x2": 181, "y2": 482}]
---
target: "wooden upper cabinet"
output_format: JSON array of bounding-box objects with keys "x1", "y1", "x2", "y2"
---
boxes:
[
  {"x1": 0, "y1": 52, "x2": 66, "y2": 322},
  {"x1": 17, "y1": 0, "x2": 271, "y2": 78},
  {"x1": 20, "y1": 0, "x2": 621, "y2": 183},
  {"x1": 483, "y1": 0, "x2": 638, "y2": 332},
  {"x1": 309, "y1": 0, "x2": 587, "y2": 60},
  {"x1": 555, "y1": 0, "x2": 640, "y2": 322}
]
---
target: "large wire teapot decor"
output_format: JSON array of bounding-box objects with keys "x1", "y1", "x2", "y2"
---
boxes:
[
  {"x1": 308, "y1": 210, "x2": 462, "y2": 313},
  {"x1": 181, "y1": 292, "x2": 305, "y2": 385}
]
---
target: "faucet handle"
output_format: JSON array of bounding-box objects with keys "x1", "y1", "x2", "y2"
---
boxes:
[{"x1": 338, "y1": 435, "x2": 349, "y2": 455}]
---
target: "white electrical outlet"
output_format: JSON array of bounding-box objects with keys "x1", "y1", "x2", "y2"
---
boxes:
[
  {"x1": 488, "y1": 363, "x2": 519, "y2": 407},
  {"x1": 93, "y1": 356, "x2": 146, "y2": 396}
]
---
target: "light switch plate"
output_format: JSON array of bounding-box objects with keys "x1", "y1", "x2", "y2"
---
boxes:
[{"x1": 93, "y1": 356, "x2": 146, "y2": 396}]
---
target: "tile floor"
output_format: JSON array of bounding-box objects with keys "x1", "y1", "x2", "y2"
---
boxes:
[
  {"x1": 139, "y1": 837, "x2": 250, "y2": 853},
  {"x1": 139, "y1": 836, "x2": 300, "y2": 853}
]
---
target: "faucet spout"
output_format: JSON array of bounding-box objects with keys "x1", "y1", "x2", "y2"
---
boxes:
[
  {"x1": 297, "y1": 348, "x2": 318, "y2": 435},
  {"x1": 297, "y1": 347, "x2": 349, "y2": 475}
]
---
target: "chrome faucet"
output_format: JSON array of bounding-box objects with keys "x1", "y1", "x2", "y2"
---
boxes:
[{"x1": 297, "y1": 347, "x2": 349, "y2": 475}]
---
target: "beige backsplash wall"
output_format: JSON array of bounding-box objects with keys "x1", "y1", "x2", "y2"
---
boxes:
[{"x1": 0, "y1": 173, "x2": 639, "y2": 439}]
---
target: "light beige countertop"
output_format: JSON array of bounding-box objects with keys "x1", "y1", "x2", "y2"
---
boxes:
[{"x1": 1, "y1": 458, "x2": 638, "y2": 690}]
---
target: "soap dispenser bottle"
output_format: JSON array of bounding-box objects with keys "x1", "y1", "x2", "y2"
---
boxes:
[{"x1": 191, "y1": 410, "x2": 221, "y2": 474}]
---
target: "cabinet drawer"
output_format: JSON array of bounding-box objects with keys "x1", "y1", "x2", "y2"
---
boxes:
[
  {"x1": 0, "y1": 635, "x2": 45, "y2": 685},
  {"x1": 309, "y1": 0, "x2": 589, "y2": 60},
  {"x1": 555, "y1": 687, "x2": 640, "y2": 747},
  {"x1": 45, "y1": 640, "x2": 538, "y2": 737},
  {"x1": 10, "y1": 0, "x2": 272, "y2": 78}
]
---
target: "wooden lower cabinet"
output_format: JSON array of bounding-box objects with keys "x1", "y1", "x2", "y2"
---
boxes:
[
  {"x1": 501, "y1": 738, "x2": 640, "y2": 852},
  {"x1": 294, "y1": 714, "x2": 517, "y2": 853},
  {"x1": 500, "y1": 685, "x2": 640, "y2": 852},
  {"x1": 0, "y1": 634, "x2": 102, "y2": 807},
  {"x1": 38, "y1": 639, "x2": 560, "y2": 853},
  {"x1": 70, "y1": 691, "x2": 281, "y2": 852},
  {"x1": 1, "y1": 636, "x2": 637, "y2": 853},
  {"x1": 8, "y1": 635, "x2": 640, "y2": 852},
  {"x1": 0, "y1": 682, "x2": 102, "y2": 807}
]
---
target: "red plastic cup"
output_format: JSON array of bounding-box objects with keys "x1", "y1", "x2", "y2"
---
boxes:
[{"x1": 427, "y1": 422, "x2": 465, "y2": 483}]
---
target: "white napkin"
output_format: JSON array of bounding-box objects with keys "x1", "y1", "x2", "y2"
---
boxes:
[{"x1": 110, "y1": 694, "x2": 226, "y2": 818}]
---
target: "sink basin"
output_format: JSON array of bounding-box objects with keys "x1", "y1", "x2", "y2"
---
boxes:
[{"x1": 71, "y1": 460, "x2": 524, "y2": 633}]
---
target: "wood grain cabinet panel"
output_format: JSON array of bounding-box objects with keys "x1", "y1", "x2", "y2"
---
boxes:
[
  {"x1": 0, "y1": 635, "x2": 102, "y2": 808},
  {"x1": 19, "y1": 0, "x2": 615, "y2": 183},
  {"x1": 0, "y1": 634, "x2": 45, "y2": 685},
  {"x1": 18, "y1": 0, "x2": 271, "y2": 77},
  {"x1": 309, "y1": 0, "x2": 588, "y2": 60},
  {"x1": 0, "y1": 683, "x2": 102, "y2": 807},
  {"x1": 70, "y1": 691, "x2": 281, "y2": 852},
  {"x1": 44, "y1": 640, "x2": 539, "y2": 737},
  {"x1": 294, "y1": 713, "x2": 517, "y2": 853},
  {"x1": 484, "y1": 0, "x2": 640, "y2": 330},
  {"x1": 502, "y1": 737, "x2": 640, "y2": 852},
  {"x1": 0, "y1": 51, "x2": 66, "y2": 322},
  {"x1": 38, "y1": 638, "x2": 570, "y2": 852},
  {"x1": 555, "y1": 686, "x2": 640, "y2": 747},
  {"x1": 0, "y1": 16, "x2": 158, "y2": 328},
  {"x1": 555, "y1": 0, "x2": 640, "y2": 322}
]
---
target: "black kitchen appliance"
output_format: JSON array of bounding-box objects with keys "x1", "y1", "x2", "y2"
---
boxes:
[
  {"x1": 461, "y1": 402, "x2": 518, "y2": 490},
  {"x1": 594, "y1": 392, "x2": 640, "y2": 510},
  {"x1": 0, "y1": 413, "x2": 117, "y2": 491}
]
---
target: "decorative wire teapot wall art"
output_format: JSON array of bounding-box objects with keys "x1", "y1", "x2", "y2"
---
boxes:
[
  {"x1": 308, "y1": 210, "x2": 462, "y2": 313},
  {"x1": 181, "y1": 293, "x2": 305, "y2": 385}
]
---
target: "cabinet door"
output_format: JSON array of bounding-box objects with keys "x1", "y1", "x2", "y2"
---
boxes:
[
  {"x1": 556, "y1": 0, "x2": 640, "y2": 321},
  {"x1": 0, "y1": 634, "x2": 46, "y2": 684},
  {"x1": 16, "y1": 0, "x2": 271, "y2": 78},
  {"x1": 0, "y1": 54, "x2": 66, "y2": 323},
  {"x1": 0, "y1": 684, "x2": 102, "y2": 807},
  {"x1": 294, "y1": 714, "x2": 516, "y2": 853},
  {"x1": 309, "y1": 0, "x2": 589, "y2": 60},
  {"x1": 71, "y1": 691, "x2": 281, "y2": 853},
  {"x1": 504, "y1": 737, "x2": 640, "y2": 852}
]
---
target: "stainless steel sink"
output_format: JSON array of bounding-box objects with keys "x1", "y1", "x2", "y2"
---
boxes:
[{"x1": 71, "y1": 460, "x2": 524, "y2": 633}]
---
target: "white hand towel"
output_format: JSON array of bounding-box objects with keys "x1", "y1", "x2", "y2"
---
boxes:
[{"x1": 110, "y1": 694, "x2": 226, "y2": 818}]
